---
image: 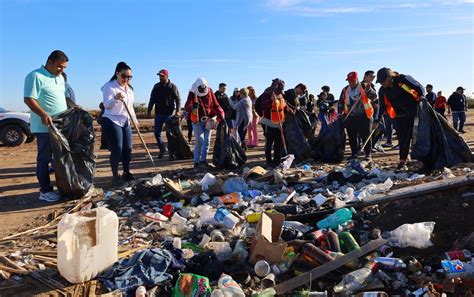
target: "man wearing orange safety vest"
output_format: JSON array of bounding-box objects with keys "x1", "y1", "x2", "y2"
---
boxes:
[
  {"x1": 338, "y1": 71, "x2": 377, "y2": 160},
  {"x1": 375, "y1": 67, "x2": 425, "y2": 171}
]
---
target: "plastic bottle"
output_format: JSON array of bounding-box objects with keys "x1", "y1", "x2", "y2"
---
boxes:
[
  {"x1": 374, "y1": 257, "x2": 406, "y2": 271},
  {"x1": 333, "y1": 262, "x2": 379, "y2": 294},
  {"x1": 218, "y1": 273, "x2": 245, "y2": 297},
  {"x1": 316, "y1": 207, "x2": 356, "y2": 230},
  {"x1": 377, "y1": 245, "x2": 393, "y2": 257},
  {"x1": 305, "y1": 230, "x2": 327, "y2": 246},
  {"x1": 135, "y1": 286, "x2": 146, "y2": 297},
  {"x1": 339, "y1": 231, "x2": 361, "y2": 253},
  {"x1": 233, "y1": 239, "x2": 249, "y2": 264},
  {"x1": 445, "y1": 250, "x2": 472, "y2": 261},
  {"x1": 303, "y1": 243, "x2": 334, "y2": 265},
  {"x1": 326, "y1": 230, "x2": 341, "y2": 252}
]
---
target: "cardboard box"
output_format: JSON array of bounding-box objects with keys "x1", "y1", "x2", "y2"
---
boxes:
[{"x1": 249, "y1": 212, "x2": 288, "y2": 264}]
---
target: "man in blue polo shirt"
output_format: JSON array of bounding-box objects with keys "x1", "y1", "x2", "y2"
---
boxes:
[{"x1": 24, "y1": 50, "x2": 69, "y2": 202}]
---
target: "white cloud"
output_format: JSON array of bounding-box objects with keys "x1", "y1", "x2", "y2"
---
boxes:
[
  {"x1": 308, "y1": 48, "x2": 400, "y2": 55},
  {"x1": 265, "y1": 0, "x2": 471, "y2": 16}
]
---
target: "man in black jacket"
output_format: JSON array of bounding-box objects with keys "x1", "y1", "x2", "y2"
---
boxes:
[
  {"x1": 214, "y1": 83, "x2": 235, "y2": 129},
  {"x1": 375, "y1": 67, "x2": 425, "y2": 170},
  {"x1": 448, "y1": 86, "x2": 468, "y2": 133},
  {"x1": 147, "y1": 69, "x2": 181, "y2": 160},
  {"x1": 425, "y1": 84, "x2": 436, "y2": 106}
]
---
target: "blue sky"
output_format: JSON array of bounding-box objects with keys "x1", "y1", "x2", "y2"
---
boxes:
[{"x1": 1, "y1": 0, "x2": 473, "y2": 111}]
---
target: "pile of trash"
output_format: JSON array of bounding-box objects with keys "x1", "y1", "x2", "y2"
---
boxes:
[{"x1": 0, "y1": 158, "x2": 473, "y2": 296}]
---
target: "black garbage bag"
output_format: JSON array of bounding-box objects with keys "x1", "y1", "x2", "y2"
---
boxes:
[
  {"x1": 282, "y1": 112, "x2": 311, "y2": 162},
  {"x1": 311, "y1": 118, "x2": 346, "y2": 163},
  {"x1": 212, "y1": 121, "x2": 247, "y2": 169},
  {"x1": 411, "y1": 100, "x2": 472, "y2": 169},
  {"x1": 167, "y1": 116, "x2": 193, "y2": 160},
  {"x1": 295, "y1": 109, "x2": 313, "y2": 138},
  {"x1": 185, "y1": 252, "x2": 224, "y2": 281},
  {"x1": 49, "y1": 108, "x2": 95, "y2": 199}
]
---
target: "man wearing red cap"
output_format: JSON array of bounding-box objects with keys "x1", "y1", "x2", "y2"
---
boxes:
[
  {"x1": 338, "y1": 71, "x2": 377, "y2": 160},
  {"x1": 147, "y1": 69, "x2": 181, "y2": 160}
]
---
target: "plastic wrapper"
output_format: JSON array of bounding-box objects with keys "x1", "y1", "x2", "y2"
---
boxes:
[{"x1": 49, "y1": 107, "x2": 95, "y2": 199}]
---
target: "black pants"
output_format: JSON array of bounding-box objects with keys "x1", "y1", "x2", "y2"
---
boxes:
[
  {"x1": 345, "y1": 114, "x2": 372, "y2": 157},
  {"x1": 265, "y1": 126, "x2": 282, "y2": 164},
  {"x1": 186, "y1": 118, "x2": 193, "y2": 142},
  {"x1": 395, "y1": 110, "x2": 416, "y2": 161},
  {"x1": 435, "y1": 108, "x2": 446, "y2": 119}
]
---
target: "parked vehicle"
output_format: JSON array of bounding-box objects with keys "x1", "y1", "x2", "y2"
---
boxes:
[{"x1": 0, "y1": 107, "x2": 35, "y2": 146}]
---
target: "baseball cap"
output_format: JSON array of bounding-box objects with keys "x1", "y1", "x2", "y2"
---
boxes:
[
  {"x1": 456, "y1": 86, "x2": 466, "y2": 91},
  {"x1": 376, "y1": 67, "x2": 392, "y2": 83},
  {"x1": 346, "y1": 71, "x2": 358, "y2": 81},
  {"x1": 157, "y1": 69, "x2": 169, "y2": 76}
]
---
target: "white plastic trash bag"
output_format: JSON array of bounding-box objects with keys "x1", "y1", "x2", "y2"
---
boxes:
[{"x1": 388, "y1": 222, "x2": 435, "y2": 249}]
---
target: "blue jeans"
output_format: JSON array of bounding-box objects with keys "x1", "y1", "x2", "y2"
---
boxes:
[
  {"x1": 452, "y1": 111, "x2": 466, "y2": 131},
  {"x1": 153, "y1": 114, "x2": 173, "y2": 154},
  {"x1": 192, "y1": 122, "x2": 212, "y2": 163},
  {"x1": 35, "y1": 133, "x2": 53, "y2": 193},
  {"x1": 102, "y1": 117, "x2": 132, "y2": 177}
]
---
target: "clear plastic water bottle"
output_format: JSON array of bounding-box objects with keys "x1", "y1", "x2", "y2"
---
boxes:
[
  {"x1": 233, "y1": 239, "x2": 249, "y2": 264},
  {"x1": 374, "y1": 257, "x2": 406, "y2": 271},
  {"x1": 316, "y1": 207, "x2": 356, "y2": 230},
  {"x1": 218, "y1": 273, "x2": 245, "y2": 297},
  {"x1": 333, "y1": 261, "x2": 379, "y2": 294}
]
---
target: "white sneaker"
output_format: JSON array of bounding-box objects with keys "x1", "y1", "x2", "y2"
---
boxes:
[{"x1": 39, "y1": 191, "x2": 61, "y2": 202}]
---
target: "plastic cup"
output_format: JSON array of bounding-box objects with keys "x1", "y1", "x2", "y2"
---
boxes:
[
  {"x1": 255, "y1": 260, "x2": 271, "y2": 277},
  {"x1": 261, "y1": 273, "x2": 276, "y2": 288}
]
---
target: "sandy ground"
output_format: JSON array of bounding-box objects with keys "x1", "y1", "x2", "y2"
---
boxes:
[{"x1": 0, "y1": 113, "x2": 473, "y2": 240}]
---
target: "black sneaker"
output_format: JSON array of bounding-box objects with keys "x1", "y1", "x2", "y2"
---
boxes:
[
  {"x1": 382, "y1": 143, "x2": 393, "y2": 148},
  {"x1": 193, "y1": 162, "x2": 200, "y2": 169},
  {"x1": 200, "y1": 161, "x2": 212, "y2": 168},
  {"x1": 396, "y1": 162, "x2": 408, "y2": 172},
  {"x1": 169, "y1": 155, "x2": 176, "y2": 161},
  {"x1": 158, "y1": 151, "x2": 165, "y2": 159},
  {"x1": 459, "y1": 130, "x2": 466, "y2": 134},
  {"x1": 122, "y1": 172, "x2": 135, "y2": 181}
]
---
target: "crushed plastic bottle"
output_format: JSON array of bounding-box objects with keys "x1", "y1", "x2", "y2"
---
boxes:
[
  {"x1": 316, "y1": 207, "x2": 356, "y2": 230},
  {"x1": 233, "y1": 239, "x2": 248, "y2": 264},
  {"x1": 218, "y1": 273, "x2": 245, "y2": 297},
  {"x1": 374, "y1": 257, "x2": 406, "y2": 271},
  {"x1": 333, "y1": 262, "x2": 379, "y2": 294}
]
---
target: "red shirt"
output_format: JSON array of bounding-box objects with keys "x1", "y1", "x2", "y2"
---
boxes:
[
  {"x1": 184, "y1": 88, "x2": 224, "y2": 121},
  {"x1": 434, "y1": 96, "x2": 447, "y2": 109}
]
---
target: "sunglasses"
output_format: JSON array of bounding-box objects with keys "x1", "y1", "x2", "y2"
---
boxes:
[{"x1": 120, "y1": 74, "x2": 133, "y2": 80}]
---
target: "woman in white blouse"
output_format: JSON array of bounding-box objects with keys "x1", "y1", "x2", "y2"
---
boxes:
[{"x1": 101, "y1": 62, "x2": 139, "y2": 186}]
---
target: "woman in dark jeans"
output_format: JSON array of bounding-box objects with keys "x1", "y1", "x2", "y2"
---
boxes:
[{"x1": 101, "y1": 62, "x2": 139, "y2": 186}]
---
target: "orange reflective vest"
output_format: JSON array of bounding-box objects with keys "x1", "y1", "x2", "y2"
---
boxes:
[
  {"x1": 342, "y1": 85, "x2": 374, "y2": 119},
  {"x1": 271, "y1": 95, "x2": 286, "y2": 125},
  {"x1": 384, "y1": 83, "x2": 421, "y2": 119}
]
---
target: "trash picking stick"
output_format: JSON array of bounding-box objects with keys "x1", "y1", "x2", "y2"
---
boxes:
[
  {"x1": 359, "y1": 121, "x2": 380, "y2": 154},
  {"x1": 343, "y1": 97, "x2": 361, "y2": 122},
  {"x1": 121, "y1": 99, "x2": 157, "y2": 169},
  {"x1": 273, "y1": 92, "x2": 288, "y2": 156}
]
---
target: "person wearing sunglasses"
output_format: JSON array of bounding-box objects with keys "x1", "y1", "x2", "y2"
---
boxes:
[{"x1": 101, "y1": 62, "x2": 139, "y2": 186}]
